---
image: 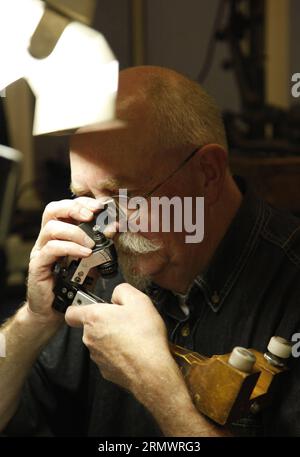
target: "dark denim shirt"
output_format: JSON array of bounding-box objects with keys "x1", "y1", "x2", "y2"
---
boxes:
[{"x1": 4, "y1": 179, "x2": 300, "y2": 436}]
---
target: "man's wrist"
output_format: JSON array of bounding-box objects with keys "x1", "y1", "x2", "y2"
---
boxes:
[
  {"x1": 131, "y1": 350, "x2": 227, "y2": 436},
  {"x1": 132, "y1": 351, "x2": 194, "y2": 413},
  {"x1": 14, "y1": 302, "x2": 63, "y2": 344}
]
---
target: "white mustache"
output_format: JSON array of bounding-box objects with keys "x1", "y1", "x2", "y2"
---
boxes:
[{"x1": 115, "y1": 232, "x2": 162, "y2": 255}]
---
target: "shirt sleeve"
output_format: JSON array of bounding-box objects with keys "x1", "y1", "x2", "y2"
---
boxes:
[
  {"x1": 3, "y1": 360, "x2": 58, "y2": 436},
  {"x1": 2, "y1": 325, "x2": 89, "y2": 437}
]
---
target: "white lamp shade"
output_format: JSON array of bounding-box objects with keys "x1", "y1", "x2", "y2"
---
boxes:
[
  {"x1": 28, "y1": 22, "x2": 119, "y2": 135},
  {"x1": 0, "y1": 0, "x2": 120, "y2": 135},
  {"x1": 0, "y1": 0, "x2": 45, "y2": 91}
]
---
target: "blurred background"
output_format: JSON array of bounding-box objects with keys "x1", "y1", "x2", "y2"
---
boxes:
[{"x1": 0, "y1": 0, "x2": 299, "y2": 320}]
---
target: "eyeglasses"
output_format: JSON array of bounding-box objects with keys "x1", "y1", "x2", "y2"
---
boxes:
[
  {"x1": 98, "y1": 146, "x2": 201, "y2": 225},
  {"x1": 143, "y1": 146, "x2": 200, "y2": 199}
]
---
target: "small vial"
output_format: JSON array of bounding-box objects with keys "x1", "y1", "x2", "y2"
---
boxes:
[
  {"x1": 264, "y1": 336, "x2": 292, "y2": 368},
  {"x1": 228, "y1": 347, "x2": 256, "y2": 373}
]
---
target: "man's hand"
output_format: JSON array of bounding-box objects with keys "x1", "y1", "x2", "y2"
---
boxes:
[
  {"x1": 27, "y1": 197, "x2": 103, "y2": 322},
  {"x1": 0, "y1": 196, "x2": 105, "y2": 432},
  {"x1": 65, "y1": 283, "x2": 228, "y2": 436},
  {"x1": 65, "y1": 283, "x2": 172, "y2": 392}
]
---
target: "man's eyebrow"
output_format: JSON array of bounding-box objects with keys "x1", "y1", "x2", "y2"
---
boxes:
[{"x1": 70, "y1": 178, "x2": 124, "y2": 196}]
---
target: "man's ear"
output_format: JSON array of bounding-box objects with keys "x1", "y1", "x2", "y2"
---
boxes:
[{"x1": 196, "y1": 144, "x2": 228, "y2": 205}]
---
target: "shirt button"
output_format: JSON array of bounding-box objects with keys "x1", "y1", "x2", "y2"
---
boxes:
[
  {"x1": 181, "y1": 323, "x2": 190, "y2": 337},
  {"x1": 211, "y1": 291, "x2": 220, "y2": 305}
]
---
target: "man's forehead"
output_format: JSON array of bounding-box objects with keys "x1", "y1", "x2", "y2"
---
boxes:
[
  {"x1": 69, "y1": 125, "x2": 163, "y2": 195},
  {"x1": 70, "y1": 131, "x2": 152, "y2": 168}
]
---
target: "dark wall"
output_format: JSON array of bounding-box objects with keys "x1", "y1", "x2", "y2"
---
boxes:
[
  {"x1": 93, "y1": 0, "x2": 132, "y2": 69},
  {"x1": 145, "y1": 0, "x2": 239, "y2": 110},
  {"x1": 92, "y1": 0, "x2": 240, "y2": 110}
]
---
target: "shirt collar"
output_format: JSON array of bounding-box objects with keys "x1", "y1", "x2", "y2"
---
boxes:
[{"x1": 194, "y1": 177, "x2": 267, "y2": 312}]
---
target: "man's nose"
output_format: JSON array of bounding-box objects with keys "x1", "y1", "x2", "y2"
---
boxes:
[{"x1": 103, "y1": 221, "x2": 119, "y2": 240}]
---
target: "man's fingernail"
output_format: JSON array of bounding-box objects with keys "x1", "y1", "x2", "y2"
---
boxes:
[
  {"x1": 80, "y1": 208, "x2": 93, "y2": 219},
  {"x1": 103, "y1": 222, "x2": 119, "y2": 237},
  {"x1": 84, "y1": 236, "x2": 95, "y2": 248},
  {"x1": 80, "y1": 246, "x2": 92, "y2": 255},
  {"x1": 103, "y1": 227, "x2": 116, "y2": 239}
]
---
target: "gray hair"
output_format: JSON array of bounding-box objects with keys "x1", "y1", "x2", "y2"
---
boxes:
[{"x1": 149, "y1": 74, "x2": 228, "y2": 151}]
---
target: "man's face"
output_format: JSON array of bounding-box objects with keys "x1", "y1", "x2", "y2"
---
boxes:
[{"x1": 69, "y1": 131, "x2": 176, "y2": 290}]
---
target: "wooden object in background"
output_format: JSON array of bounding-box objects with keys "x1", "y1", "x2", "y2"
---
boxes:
[{"x1": 171, "y1": 343, "x2": 288, "y2": 425}]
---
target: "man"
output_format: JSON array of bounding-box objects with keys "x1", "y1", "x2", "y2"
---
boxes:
[{"x1": 0, "y1": 66, "x2": 299, "y2": 436}]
